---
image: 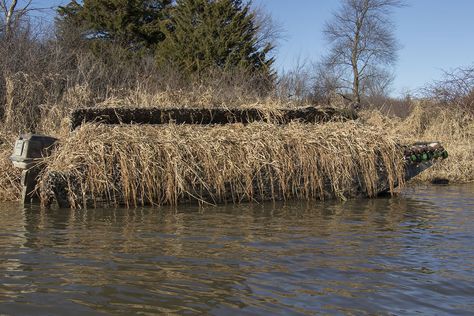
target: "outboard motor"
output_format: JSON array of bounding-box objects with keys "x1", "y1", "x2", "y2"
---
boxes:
[{"x1": 10, "y1": 134, "x2": 58, "y2": 204}]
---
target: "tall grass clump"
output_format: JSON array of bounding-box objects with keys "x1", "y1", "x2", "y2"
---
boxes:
[
  {"x1": 40, "y1": 121, "x2": 405, "y2": 208},
  {"x1": 361, "y1": 102, "x2": 474, "y2": 183},
  {"x1": 0, "y1": 132, "x2": 21, "y2": 201}
]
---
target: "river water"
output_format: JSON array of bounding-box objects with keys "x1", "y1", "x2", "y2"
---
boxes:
[{"x1": 0, "y1": 184, "x2": 473, "y2": 315}]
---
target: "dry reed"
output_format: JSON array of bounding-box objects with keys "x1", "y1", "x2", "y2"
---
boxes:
[
  {"x1": 1, "y1": 82, "x2": 471, "y2": 205},
  {"x1": 361, "y1": 103, "x2": 474, "y2": 183},
  {"x1": 0, "y1": 132, "x2": 22, "y2": 201},
  {"x1": 40, "y1": 121, "x2": 405, "y2": 208}
]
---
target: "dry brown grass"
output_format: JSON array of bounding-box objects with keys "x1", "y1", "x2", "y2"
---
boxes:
[
  {"x1": 0, "y1": 132, "x2": 22, "y2": 201},
  {"x1": 1, "y1": 83, "x2": 471, "y2": 205},
  {"x1": 40, "y1": 121, "x2": 405, "y2": 208},
  {"x1": 90, "y1": 84, "x2": 298, "y2": 111},
  {"x1": 361, "y1": 102, "x2": 474, "y2": 183}
]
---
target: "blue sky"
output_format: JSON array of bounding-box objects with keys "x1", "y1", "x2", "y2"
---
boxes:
[
  {"x1": 26, "y1": 0, "x2": 474, "y2": 96},
  {"x1": 254, "y1": 0, "x2": 474, "y2": 95}
]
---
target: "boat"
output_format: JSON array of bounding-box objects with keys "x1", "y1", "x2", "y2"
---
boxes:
[{"x1": 11, "y1": 106, "x2": 448, "y2": 208}]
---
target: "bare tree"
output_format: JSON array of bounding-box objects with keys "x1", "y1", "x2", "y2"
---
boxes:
[
  {"x1": 424, "y1": 65, "x2": 474, "y2": 113},
  {"x1": 0, "y1": 0, "x2": 25, "y2": 38},
  {"x1": 311, "y1": 61, "x2": 346, "y2": 104},
  {"x1": 0, "y1": 0, "x2": 32, "y2": 38},
  {"x1": 362, "y1": 66, "x2": 394, "y2": 98},
  {"x1": 276, "y1": 58, "x2": 313, "y2": 101},
  {"x1": 252, "y1": 4, "x2": 283, "y2": 55},
  {"x1": 323, "y1": 0, "x2": 403, "y2": 103},
  {"x1": 426, "y1": 66, "x2": 474, "y2": 103}
]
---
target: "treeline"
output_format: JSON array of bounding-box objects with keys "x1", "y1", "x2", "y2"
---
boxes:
[
  {"x1": 0, "y1": 0, "x2": 278, "y2": 133},
  {"x1": 57, "y1": 0, "x2": 274, "y2": 82},
  {"x1": 0, "y1": 0, "x2": 473, "y2": 135}
]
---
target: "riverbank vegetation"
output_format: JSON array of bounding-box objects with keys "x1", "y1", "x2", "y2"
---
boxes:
[
  {"x1": 0, "y1": 88, "x2": 471, "y2": 203},
  {"x1": 0, "y1": 0, "x2": 472, "y2": 203}
]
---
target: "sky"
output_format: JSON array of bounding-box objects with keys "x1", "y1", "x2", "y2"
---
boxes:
[
  {"x1": 254, "y1": 0, "x2": 474, "y2": 96},
  {"x1": 23, "y1": 0, "x2": 474, "y2": 96}
]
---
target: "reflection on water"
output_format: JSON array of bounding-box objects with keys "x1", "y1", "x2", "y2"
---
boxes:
[{"x1": 0, "y1": 185, "x2": 473, "y2": 315}]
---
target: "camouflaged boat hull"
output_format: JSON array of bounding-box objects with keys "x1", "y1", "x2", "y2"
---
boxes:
[{"x1": 41, "y1": 142, "x2": 447, "y2": 208}]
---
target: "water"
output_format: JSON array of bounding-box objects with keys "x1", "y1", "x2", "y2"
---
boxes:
[{"x1": 0, "y1": 184, "x2": 473, "y2": 315}]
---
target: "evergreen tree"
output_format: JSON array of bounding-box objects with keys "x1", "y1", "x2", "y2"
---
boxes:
[
  {"x1": 57, "y1": 0, "x2": 172, "y2": 52},
  {"x1": 156, "y1": 0, "x2": 274, "y2": 79}
]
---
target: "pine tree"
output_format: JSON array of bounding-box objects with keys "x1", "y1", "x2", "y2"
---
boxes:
[
  {"x1": 57, "y1": 0, "x2": 172, "y2": 52},
  {"x1": 156, "y1": 0, "x2": 274, "y2": 79}
]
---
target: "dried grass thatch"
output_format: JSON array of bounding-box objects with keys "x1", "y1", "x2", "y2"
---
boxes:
[
  {"x1": 362, "y1": 102, "x2": 474, "y2": 183},
  {"x1": 1, "y1": 81, "x2": 471, "y2": 205},
  {"x1": 40, "y1": 121, "x2": 406, "y2": 208}
]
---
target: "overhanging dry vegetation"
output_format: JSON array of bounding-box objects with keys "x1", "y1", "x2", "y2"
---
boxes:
[
  {"x1": 0, "y1": 88, "x2": 472, "y2": 205},
  {"x1": 361, "y1": 103, "x2": 474, "y2": 183},
  {"x1": 39, "y1": 121, "x2": 405, "y2": 208},
  {"x1": 0, "y1": 81, "x2": 472, "y2": 205}
]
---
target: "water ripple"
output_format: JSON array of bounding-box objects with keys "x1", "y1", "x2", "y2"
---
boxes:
[{"x1": 0, "y1": 184, "x2": 473, "y2": 315}]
